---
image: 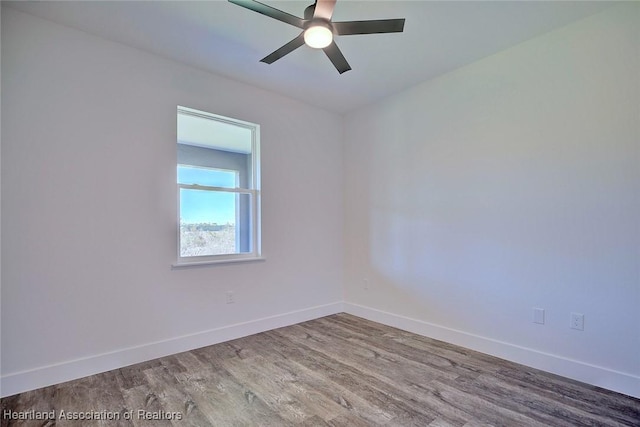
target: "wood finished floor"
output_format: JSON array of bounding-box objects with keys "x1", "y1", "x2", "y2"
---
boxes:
[{"x1": 2, "y1": 313, "x2": 639, "y2": 426}]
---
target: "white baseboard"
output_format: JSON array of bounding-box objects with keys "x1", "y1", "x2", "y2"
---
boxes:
[
  {"x1": 4, "y1": 301, "x2": 638, "y2": 400},
  {"x1": 0, "y1": 301, "x2": 344, "y2": 398},
  {"x1": 344, "y1": 302, "x2": 640, "y2": 399}
]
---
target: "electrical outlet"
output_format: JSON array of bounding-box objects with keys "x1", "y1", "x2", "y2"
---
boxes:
[
  {"x1": 570, "y1": 312, "x2": 584, "y2": 330},
  {"x1": 226, "y1": 291, "x2": 235, "y2": 304},
  {"x1": 533, "y1": 308, "x2": 545, "y2": 324},
  {"x1": 363, "y1": 278, "x2": 370, "y2": 290}
]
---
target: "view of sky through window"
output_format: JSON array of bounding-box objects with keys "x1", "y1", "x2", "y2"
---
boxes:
[{"x1": 178, "y1": 166, "x2": 238, "y2": 225}]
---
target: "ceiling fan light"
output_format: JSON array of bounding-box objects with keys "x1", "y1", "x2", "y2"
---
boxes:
[{"x1": 304, "y1": 24, "x2": 333, "y2": 49}]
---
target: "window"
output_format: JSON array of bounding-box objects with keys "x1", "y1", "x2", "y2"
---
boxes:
[{"x1": 176, "y1": 106, "x2": 261, "y2": 265}]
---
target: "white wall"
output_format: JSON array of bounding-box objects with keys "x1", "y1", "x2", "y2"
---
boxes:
[
  {"x1": 344, "y1": 4, "x2": 639, "y2": 397},
  {"x1": 1, "y1": 7, "x2": 344, "y2": 396}
]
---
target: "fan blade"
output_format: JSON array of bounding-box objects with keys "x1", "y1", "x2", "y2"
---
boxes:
[
  {"x1": 260, "y1": 33, "x2": 305, "y2": 64},
  {"x1": 228, "y1": 0, "x2": 304, "y2": 28},
  {"x1": 333, "y1": 19, "x2": 405, "y2": 35},
  {"x1": 323, "y1": 42, "x2": 351, "y2": 74},
  {"x1": 313, "y1": 0, "x2": 336, "y2": 21}
]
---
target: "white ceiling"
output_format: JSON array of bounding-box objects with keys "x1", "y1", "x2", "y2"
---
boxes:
[{"x1": 5, "y1": 0, "x2": 616, "y2": 114}]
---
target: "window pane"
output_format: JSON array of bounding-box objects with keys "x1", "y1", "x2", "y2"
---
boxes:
[
  {"x1": 179, "y1": 189, "x2": 252, "y2": 256},
  {"x1": 177, "y1": 165, "x2": 237, "y2": 188},
  {"x1": 180, "y1": 188, "x2": 235, "y2": 256}
]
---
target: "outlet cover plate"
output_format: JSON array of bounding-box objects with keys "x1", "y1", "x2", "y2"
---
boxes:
[
  {"x1": 533, "y1": 308, "x2": 545, "y2": 324},
  {"x1": 570, "y1": 312, "x2": 584, "y2": 330}
]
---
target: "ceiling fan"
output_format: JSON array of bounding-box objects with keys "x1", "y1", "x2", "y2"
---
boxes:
[{"x1": 228, "y1": 0, "x2": 405, "y2": 74}]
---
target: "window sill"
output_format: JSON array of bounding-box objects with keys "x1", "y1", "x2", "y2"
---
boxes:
[{"x1": 172, "y1": 257, "x2": 266, "y2": 269}]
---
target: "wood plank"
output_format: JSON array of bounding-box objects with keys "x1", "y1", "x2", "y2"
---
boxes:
[
  {"x1": 265, "y1": 328, "x2": 441, "y2": 425},
  {"x1": 173, "y1": 350, "x2": 289, "y2": 426}
]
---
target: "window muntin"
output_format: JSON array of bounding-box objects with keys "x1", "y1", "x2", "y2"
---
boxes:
[{"x1": 176, "y1": 106, "x2": 260, "y2": 265}]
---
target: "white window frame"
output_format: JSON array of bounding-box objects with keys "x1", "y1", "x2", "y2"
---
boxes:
[{"x1": 174, "y1": 106, "x2": 262, "y2": 267}]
